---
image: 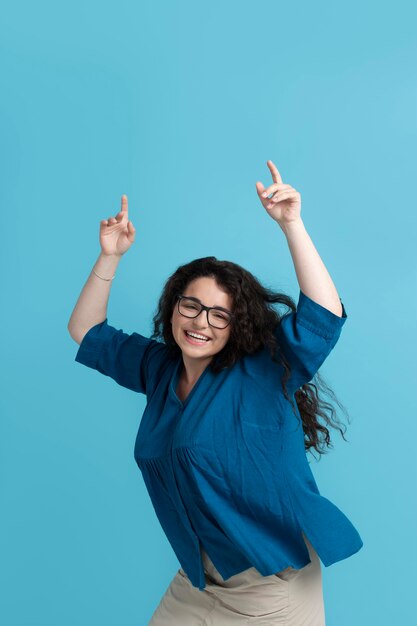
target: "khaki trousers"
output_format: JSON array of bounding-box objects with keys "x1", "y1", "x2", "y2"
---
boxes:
[{"x1": 149, "y1": 534, "x2": 325, "y2": 625}]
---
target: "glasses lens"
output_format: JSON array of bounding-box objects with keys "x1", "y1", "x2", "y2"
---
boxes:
[
  {"x1": 208, "y1": 308, "x2": 231, "y2": 329},
  {"x1": 179, "y1": 298, "x2": 201, "y2": 317},
  {"x1": 179, "y1": 298, "x2": 231, "y2": 329}
]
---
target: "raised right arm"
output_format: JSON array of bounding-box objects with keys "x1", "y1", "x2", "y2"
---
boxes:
[
  {"x1": 67, "y1": 252, "x2": 122, "y2": 344},
  {"x1": 67, "y1": 194, "x2": 136, "y2": 344}
]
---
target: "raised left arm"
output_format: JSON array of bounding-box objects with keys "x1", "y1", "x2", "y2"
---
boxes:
[
  {"x1": 255, "y1": 160, "x2": 343, "y2": 317},
  {"x1": 280, "y1": 218, "x2": 343, "y2": 317}
]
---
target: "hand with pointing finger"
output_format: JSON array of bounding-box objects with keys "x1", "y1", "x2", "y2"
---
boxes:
[
  {"x1": 99, "y1": 194, "x2": 136, "y2": 257},
  {"x1": 255, "y1": 160, "x2": 302, "y2": 228}
]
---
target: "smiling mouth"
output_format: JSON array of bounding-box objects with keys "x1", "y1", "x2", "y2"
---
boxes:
[{"x1": 184, "y1": 330, "x2": 212, "y2": 344}]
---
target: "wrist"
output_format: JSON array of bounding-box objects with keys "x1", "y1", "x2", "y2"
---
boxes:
[
  {"x1": 277, "y1": 218, "x2": 305, "y2": 237},
  {"x1": 93, "y1": 251, "x2": 122, "y2": 280},
  {"x1": 99, "y1": 251, "x2": 123, "y2": 259}
]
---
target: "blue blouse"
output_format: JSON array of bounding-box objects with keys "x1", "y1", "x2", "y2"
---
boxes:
[{"x1": 74, "y1": 289, "x2": 363, "y2": 590}]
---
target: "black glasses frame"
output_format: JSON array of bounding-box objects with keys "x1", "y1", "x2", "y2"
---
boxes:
[{"x1": 176, "y1": 295, "x2": 234, "y2": 329}]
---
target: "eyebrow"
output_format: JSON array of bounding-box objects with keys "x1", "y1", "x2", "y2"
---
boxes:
[{"x1": 182, "y1": 295, "x2": 232, "y2": 315}]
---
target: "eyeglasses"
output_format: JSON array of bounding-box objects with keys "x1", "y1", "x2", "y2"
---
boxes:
[{"x1": 176, "y1": 295, "x2": 234, "y2": 329}]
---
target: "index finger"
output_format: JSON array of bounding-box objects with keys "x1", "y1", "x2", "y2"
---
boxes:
[
  {"x1": 121, "y1": 194, "x2": 128, "y2": 213},
  {"x1": 267, "y1": 160, "x2": 283, "y2": 184}
]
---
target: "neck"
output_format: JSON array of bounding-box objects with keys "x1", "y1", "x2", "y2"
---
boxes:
[{"x1": 181, "y1": 355, "x2": 212, "y2": 384}]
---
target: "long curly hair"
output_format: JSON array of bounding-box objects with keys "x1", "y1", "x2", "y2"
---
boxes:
[{"x1": 149, "y1": 256, "x2": 350, "y2": 459}]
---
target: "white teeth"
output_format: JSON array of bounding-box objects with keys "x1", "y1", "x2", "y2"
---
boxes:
[{"x1": 185, "y1": 331, "x2": 209, "y2": 341}]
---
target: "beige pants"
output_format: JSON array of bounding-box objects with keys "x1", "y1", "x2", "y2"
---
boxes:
[{"x1": 149, "y1": 534, "x2": 325, "y2": 625}]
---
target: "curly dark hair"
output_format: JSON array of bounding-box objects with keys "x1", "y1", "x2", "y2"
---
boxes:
[{"x1": 149, "y1": 256, "x2": 350, "y2": 459}]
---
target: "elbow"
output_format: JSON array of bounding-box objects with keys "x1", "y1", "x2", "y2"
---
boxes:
[{"x1": 67, "y1": 323, "x2": 83, "y2": 345}]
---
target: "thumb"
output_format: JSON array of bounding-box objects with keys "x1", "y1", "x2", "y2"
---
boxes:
[
  {"x1": 255, "y1": 181, "x2": 266, "y2": 195},
  {"x1": 126, "y1": 220, "x2": 136, "y2": 242}
]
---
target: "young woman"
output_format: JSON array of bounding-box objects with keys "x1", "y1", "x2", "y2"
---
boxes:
[{"x1": 68, "y1": 160, "x2": 363, "y2": 625}]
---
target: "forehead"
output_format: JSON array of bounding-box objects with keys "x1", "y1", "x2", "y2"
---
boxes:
[{"x1": 184, "y1": 277, "x2": 232, "y2": 308}]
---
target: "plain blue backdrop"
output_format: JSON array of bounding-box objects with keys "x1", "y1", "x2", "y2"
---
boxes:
[{"x1": 1, "y1": 1, "x2": 416, "y2": 624}]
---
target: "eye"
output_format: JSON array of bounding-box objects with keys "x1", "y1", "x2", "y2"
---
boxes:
[{"x1": 213, "y1": 312, "x2": 228, "y2": 320}]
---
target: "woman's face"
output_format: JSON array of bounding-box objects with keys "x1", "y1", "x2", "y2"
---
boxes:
[{"x1": 170, "y1": 277, "x2": 233, "y2": 362}]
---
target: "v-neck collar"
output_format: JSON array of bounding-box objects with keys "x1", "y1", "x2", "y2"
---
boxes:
[{"x1": 170, "y1": 357, "x2": 211, "y2": 409}]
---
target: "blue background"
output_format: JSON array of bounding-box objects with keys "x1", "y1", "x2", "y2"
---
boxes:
[{"x1": 1, "y1": 1, "x2": 416, "y2": 624}]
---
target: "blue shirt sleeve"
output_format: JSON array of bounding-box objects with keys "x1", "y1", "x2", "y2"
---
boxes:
[
  {"x1": 274, "y1": 289, "x2": 348, "y2": 392},
  {"x1": 74, "y1": 318, "x2": 167, "y2": 394}
]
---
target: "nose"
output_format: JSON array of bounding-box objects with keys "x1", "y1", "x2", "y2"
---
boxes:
[{"x1": 192, "y1": 310, "x2": 210, "y2": 329}]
